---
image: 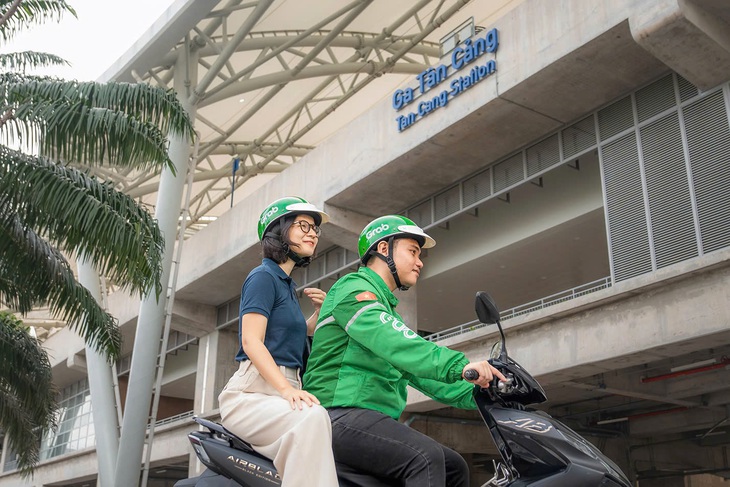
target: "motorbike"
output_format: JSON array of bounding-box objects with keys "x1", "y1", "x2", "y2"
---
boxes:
[
  {"x1": 470, "y1": 291, "x2": 631, "y2": 487},
  {"x1": 175, "y1": 292, "x2": 631, "y2": 487}
]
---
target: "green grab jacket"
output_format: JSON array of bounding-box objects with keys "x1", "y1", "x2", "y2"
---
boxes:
[{"x1": 303, "y1": 266, "x2": 475, "y2": 419}]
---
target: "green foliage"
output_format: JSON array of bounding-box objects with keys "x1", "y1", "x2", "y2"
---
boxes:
[
  {"x1": 0, "y1": 311, "x2": 58, "y2": 477},
  {"x1": 0, "y1": 1, "x2": 76, "y2": 41},
  {"x1": 0, "y1": 0, "x2": 195, "y2": 475}
]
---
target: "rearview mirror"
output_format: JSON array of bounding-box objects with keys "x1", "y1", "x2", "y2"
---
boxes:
[{"x1": 475, "y1": 292, "x2": 500, "y2": 324}]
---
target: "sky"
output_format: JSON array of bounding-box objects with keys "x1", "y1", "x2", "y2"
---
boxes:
[{"x1": 2, "y1": 0, "x2": 176, "y2": 81}]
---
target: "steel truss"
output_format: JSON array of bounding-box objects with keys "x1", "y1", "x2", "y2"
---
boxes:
[{"x1": 93, "y1": 0, "x2": 472, "y2": 233}]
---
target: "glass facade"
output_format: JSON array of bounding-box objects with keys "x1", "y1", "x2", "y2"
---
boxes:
[{"x1": 39, "y1": 379, "x2": 95, "y2": 461}]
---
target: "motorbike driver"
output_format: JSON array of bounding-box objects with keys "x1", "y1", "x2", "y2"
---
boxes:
[{"x1": 303, "y1": 215, "x2": 506, "y2": 486}]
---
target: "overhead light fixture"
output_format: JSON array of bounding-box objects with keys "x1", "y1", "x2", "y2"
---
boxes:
[
  {"x1": 596, "y1": 417, "x2": 629, "y2": 425},
  {"x1": 670, "y1": 358, "x2": 717, "y2": 373},
  {"x1": 238, "y1": 98, "x2": 245, "y2": 103}
]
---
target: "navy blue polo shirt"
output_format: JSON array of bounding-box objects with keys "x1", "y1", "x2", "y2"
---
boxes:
[{"x1": 235, "y1": 258, "x2": 307, "y2": 368}]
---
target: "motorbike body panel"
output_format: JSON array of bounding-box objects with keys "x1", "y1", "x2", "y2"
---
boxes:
[{"x1": 476, "y1": 398, "x2": 631, "y2": 487}]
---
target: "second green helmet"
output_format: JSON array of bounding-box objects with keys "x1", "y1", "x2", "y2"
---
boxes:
[
  {"x1": 358, "y1": 215, "x2": 435, "y2": 264},
  {"x1": 257, "y1": 196, "x2": 329, "y2": 240}
]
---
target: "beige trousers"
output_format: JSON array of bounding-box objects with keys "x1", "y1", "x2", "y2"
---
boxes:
[{"x1": 218, "y1": 360, "x2": 338, "y2": 487}]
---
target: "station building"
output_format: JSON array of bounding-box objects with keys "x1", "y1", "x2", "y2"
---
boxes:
[{"x1": 2, "y1": 0, "x2": 730, "y2": 485}]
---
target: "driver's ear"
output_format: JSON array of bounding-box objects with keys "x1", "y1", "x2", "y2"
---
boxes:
[{"x1": 377, "y1": 240, "x2": 389, "y2": 257}]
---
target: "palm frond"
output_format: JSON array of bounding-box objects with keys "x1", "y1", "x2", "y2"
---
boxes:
[
  {"x1": 0, "y1": 51, "x2": 68, "y2": 73},
  {"x1": 0, "y1": 311, "x2": 57, "y2": 476},
  {"x1": 0, "y1": 0, "x2": 76, "y2": 42},
  {"x1": 2, "y1": 78, "x2": 194, "y2": 170},
  {"x1": 0, "y1": 147, "x2": 165, "y2": 299},
  {"x1": 0, "y1": 213, "x2": 122, "y2": 357}
]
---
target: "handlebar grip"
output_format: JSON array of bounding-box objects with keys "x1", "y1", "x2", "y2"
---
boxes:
[{"x1": 464, "y1": 369, "x2": 479, "y2": 381}]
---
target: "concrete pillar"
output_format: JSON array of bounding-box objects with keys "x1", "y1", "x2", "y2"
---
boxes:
[
  {"x1": 77, "y1": 260, "x2": 120, "y2": 487},
  {"x1": 187, "y1": 328, "x2": 239, "y2": 477},
  {"x1": 113, "y1": 52, "x2": 197, "y2": 487},
  {"x1": 194, "y1": 328, "x2": 239, "y2": 415}
]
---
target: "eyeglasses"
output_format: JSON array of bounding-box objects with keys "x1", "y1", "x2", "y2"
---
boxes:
[{"x1": 293, "y1": 220, "x2": 321, "y2": 237}]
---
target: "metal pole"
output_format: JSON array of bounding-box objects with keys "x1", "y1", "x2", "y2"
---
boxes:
[
  {"x1": 113, "y1": 51, "x2": 198, "y2": 487},
  {"x1": 77, "y1": 260, "x2": 120, "y2": 487},
  {"x1": 140, "y1": 134, "x2": 198, "y2": 487}
]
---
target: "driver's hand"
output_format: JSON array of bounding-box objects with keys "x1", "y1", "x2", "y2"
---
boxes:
[
  {"x1": 280, "y1": 387, "x2": 321, "y2": 410},
  {"x1": 463, "y1": 361, "x2": 507, "y2": 388}
]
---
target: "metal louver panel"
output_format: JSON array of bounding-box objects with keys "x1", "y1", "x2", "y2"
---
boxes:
[
  {"x1": 640, "y1": 112, "x2": 698, "y2": 267},
  {"x1": 526, "y1": 134, "x2": 560, "y2": 176},
  {"x1": 408, "y1": 199, "x2": 432, "y2": 226},
  {"x1": 602, "y1": 133, "x2": 652, "y2": 281},
  {"x1": 562, "y1": 115, "x2": 596, "y2": 158},
  {"x1": 434, "y1": 185, "x2": 460, "y2": 221},
  {"x1": 599, "y1": 96, "x2": 634, "y2": 141},
  {"x1": 307, "y1": 254, "x2": 325, "y2": 281},
  {"x1": 677, "y1": 75, "x2": 699, "y2": 103},
  {"x1": 463, "y1": 169, "x2": 491, "y2": 207},
  {"x1": 493, "y1": 153, "x2": 524, "y2": 192},
  {"x1": 683, "y1": 91, "x2": 730, "y2": 253},
  {"x1": 326, "y1": 247, "x2": 345, "y2": 273},
  {"x1": 636, "y1": 75, "x2": 675, "y2": 122}
]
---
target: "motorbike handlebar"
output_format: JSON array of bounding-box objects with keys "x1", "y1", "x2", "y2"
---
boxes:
[
  {"x1": 465, "y1": 368, "x2": 515, "y2": 395},
  {"x1": 464, "y1": 368, "x2": 479, "y2": 381}
]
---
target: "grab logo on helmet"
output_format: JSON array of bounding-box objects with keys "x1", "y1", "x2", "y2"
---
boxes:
[
  {"x1": 366, "y1": 223, "x2": 390, "y2": 240},
  {"x1": 260, "y1": 206, "x2": 279, "y2": 224}
]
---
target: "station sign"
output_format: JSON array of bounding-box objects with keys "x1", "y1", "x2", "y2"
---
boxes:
[{"x1": 392, "y1": 28, "x2": 499, "y2": 132}]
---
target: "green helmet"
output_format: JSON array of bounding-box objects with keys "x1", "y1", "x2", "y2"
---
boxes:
[
  {"x1": 358, "y1": 215, "x2": 435, "y2": 264},
  {"x1": 257, "y1": 196, "x2": 329, "y2": 241}
]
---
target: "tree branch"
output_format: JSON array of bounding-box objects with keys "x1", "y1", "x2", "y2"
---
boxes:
[{"x1": 0, "y1": 0, "x2": 23, "y2": 31}]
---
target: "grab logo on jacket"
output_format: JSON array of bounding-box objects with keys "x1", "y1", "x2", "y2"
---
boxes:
[{"x1": 379, "y1": 312, "x2": 418, "y2": 339}]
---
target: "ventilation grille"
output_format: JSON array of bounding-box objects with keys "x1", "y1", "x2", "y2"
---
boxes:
[
  {"x1": 307, "y1": 255, "x2": 326, "y2": 281},
  {"x1": 527, "y1": 134, "x2": 560, "y2": 176},
  {"x1": 434, "y1": 185, "x2": 461, "y2": 221},
  {"x1": 326, "y1": 247, "x2": 346, "y2": 274},
  {"x1": 602, "y1": 133, "x2": 652, "y2": 281},
  {"x1": 640, "y1": 113, "x2": 698, "y2": 267},
  {"x1": 599, "y1": 96, "x2": 634, "y2": 141},
  {"x1": 493, "y1": 153, "x2": 524, "y2": 192},
  {"x1": 408, "y1": 199, "x2": 432, "y2": 227},
  {"x1": 463, "y1": 169, "x2": 492, "y2": 207},
  {"x1": 562, "y1": 115, "x2": 596, "y2": 158},
  {"x1": 677, "y1": 75, "x2": 699, "y2": 103},
  {"x1": 684, "y1": 91, "x2": 730, "y2": 254},
  {"x1": 636, "y1": 75, "x2": 675, "y2": 122}
]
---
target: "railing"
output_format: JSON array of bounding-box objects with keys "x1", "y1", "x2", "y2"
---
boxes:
[
  {"x1": 153, "y1": 410, "x2": 195, "y2": 428},
  {"x1": 425, "y1": 277, "x2": 612, "y2": 342}
]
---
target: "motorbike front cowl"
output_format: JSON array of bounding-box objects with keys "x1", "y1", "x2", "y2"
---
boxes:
[{"x1": 477, "y1": 397, "x2": 631, "y2": 487}]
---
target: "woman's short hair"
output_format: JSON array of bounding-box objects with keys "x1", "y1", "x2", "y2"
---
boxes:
[{"x1": 260, "y1": 215, "x2": 295, "y2": 264}]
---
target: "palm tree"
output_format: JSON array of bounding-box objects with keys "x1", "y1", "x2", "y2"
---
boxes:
[{"x1": 0, "y1": 0, "x2": 194, "y2": 474}]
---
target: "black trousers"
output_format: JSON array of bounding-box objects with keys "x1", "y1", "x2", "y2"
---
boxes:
[{"x1": 329, "y1": 408, "x2": 469, "y2": 487}]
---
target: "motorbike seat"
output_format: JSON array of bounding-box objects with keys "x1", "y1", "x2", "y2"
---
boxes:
[{"x1": 193, "y1": 416, "x2": 256, "y2": 453}]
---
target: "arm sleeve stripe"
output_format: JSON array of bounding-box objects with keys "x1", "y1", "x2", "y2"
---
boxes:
[
  {"x1": 314, "y1": 315, "x2": 336, "y2": 333},
  {"x1": 345, "y1": 302, "x2": 384, "y2": 332}
]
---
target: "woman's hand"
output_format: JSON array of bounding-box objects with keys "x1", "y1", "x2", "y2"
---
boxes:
[
  {"x1": 304, "y1": 287, "x2": 327, "y2": 312},
  {"x1": 280, "y1": 387, "x2": 321, "y2": 410}
]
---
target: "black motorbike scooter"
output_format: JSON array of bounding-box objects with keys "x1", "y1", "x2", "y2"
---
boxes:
[
  {"x1": 469, "y1": 291, "x2": 631, "y2": 487},
  {"x1": 175, "y1": 292, "x2": 631, "y2": 487}
]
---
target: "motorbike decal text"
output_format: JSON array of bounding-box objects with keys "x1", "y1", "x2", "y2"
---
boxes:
[
  {"x1": 497, "y1": 418, "x2": 554, "y2": 434},
  {"x1": 227, "y1": 455, "x2": 281, "y2": 482}
]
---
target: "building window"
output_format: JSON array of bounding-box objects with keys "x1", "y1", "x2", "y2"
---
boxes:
[{"x1": 39, "y1": 379, "x2": 95, "y2": 460}]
